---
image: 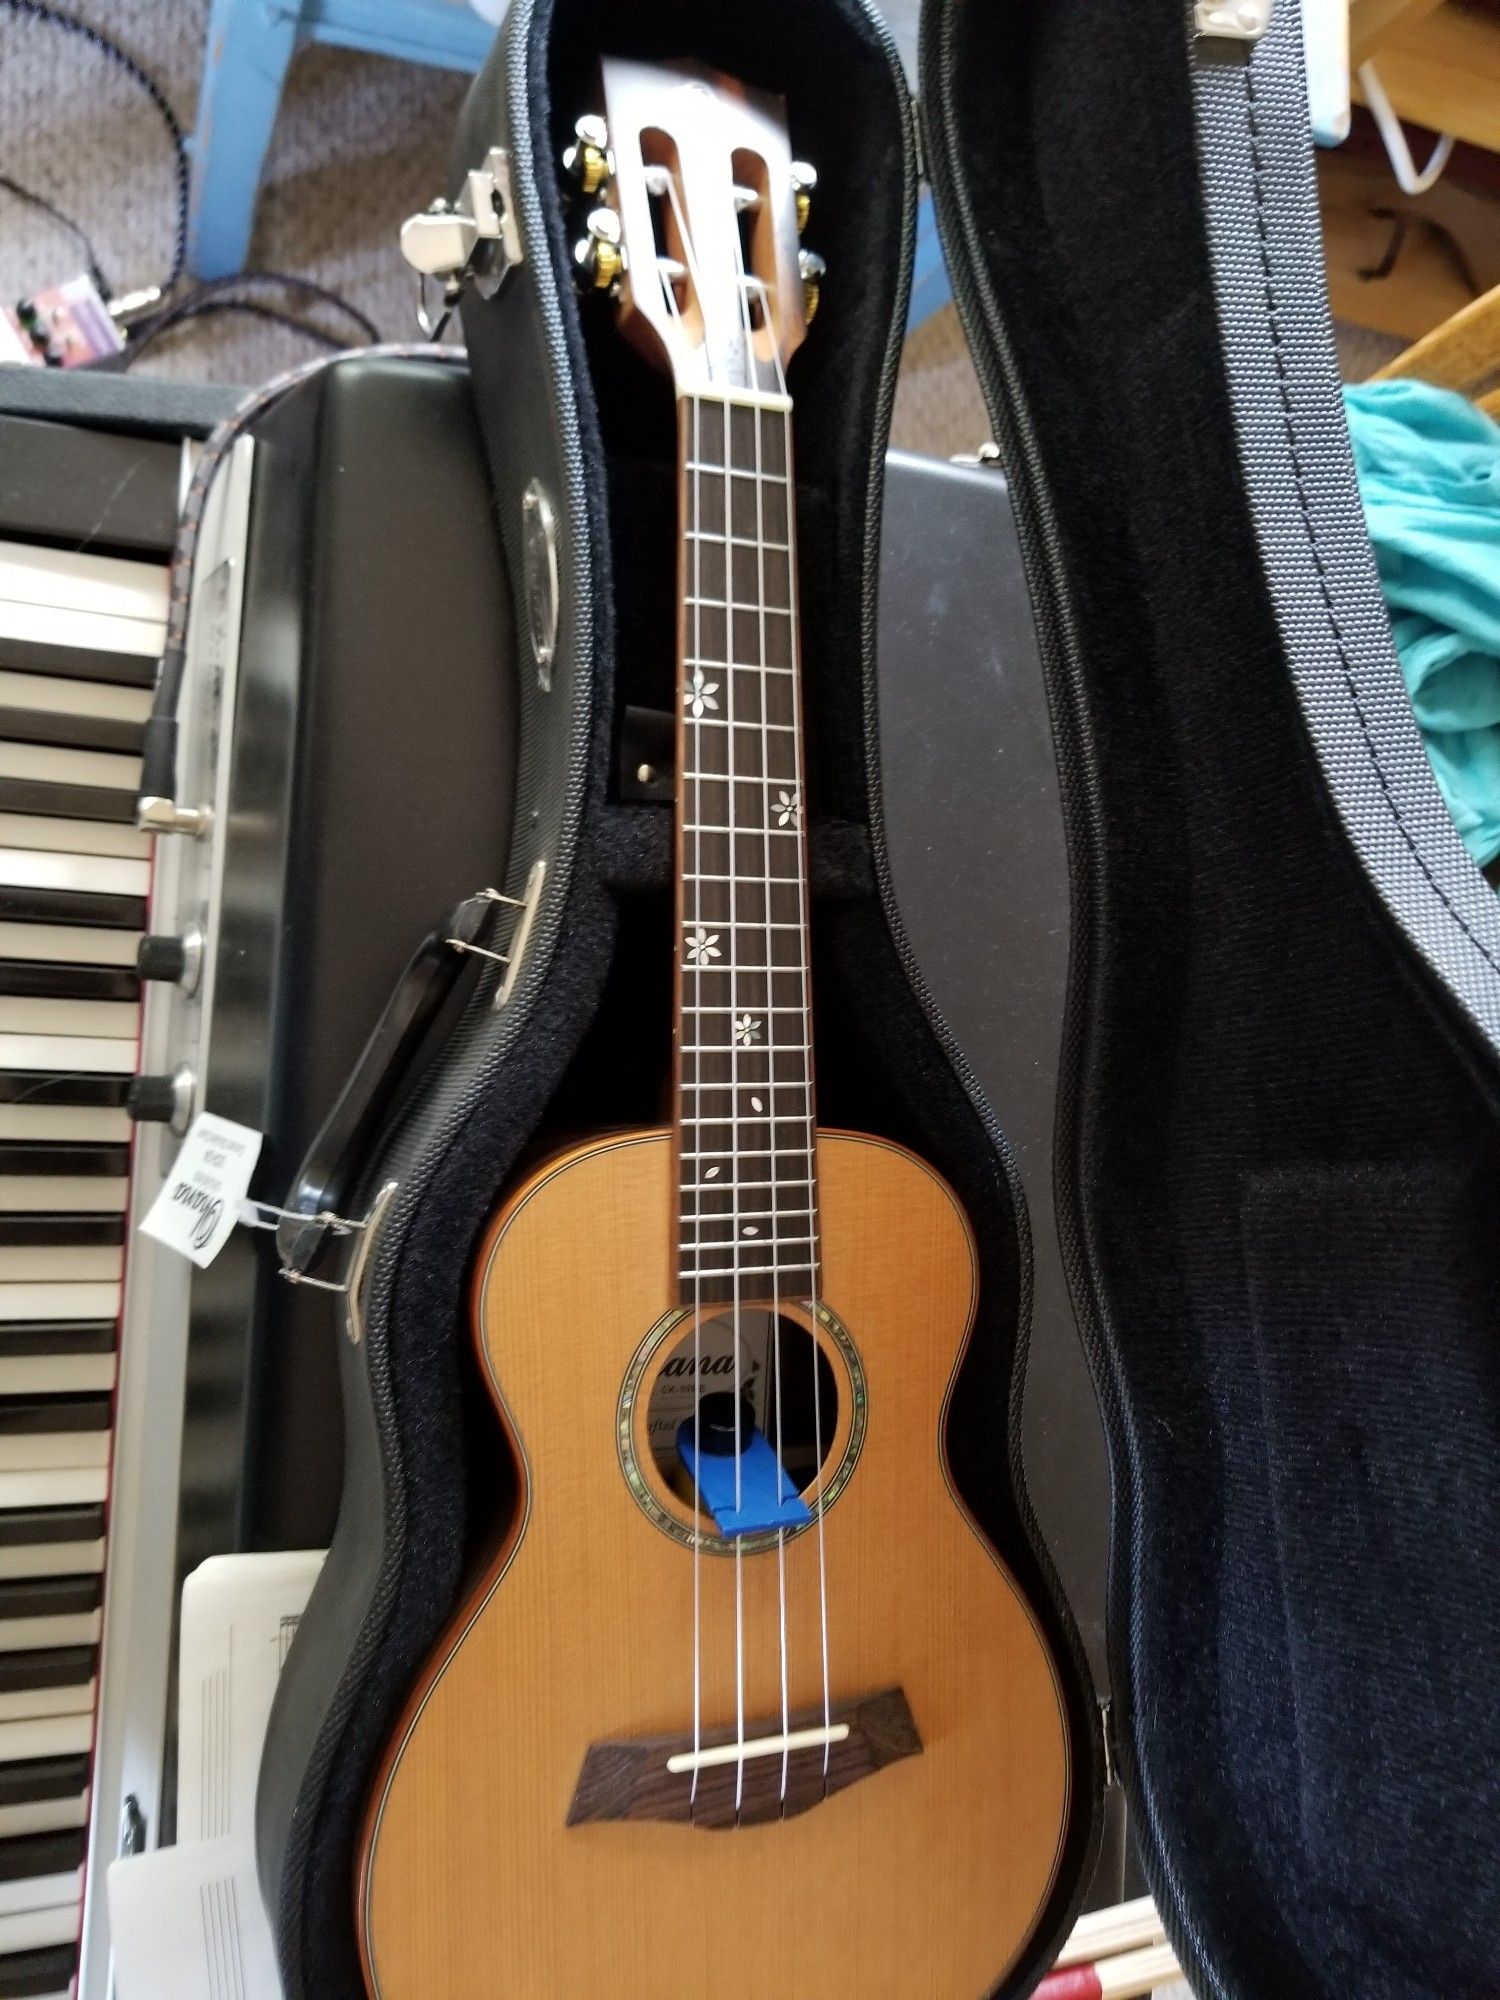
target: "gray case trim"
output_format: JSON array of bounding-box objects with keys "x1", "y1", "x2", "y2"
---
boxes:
[{"x1": 1196, "y1": 11, "x2": 1500, "y2": 1058}]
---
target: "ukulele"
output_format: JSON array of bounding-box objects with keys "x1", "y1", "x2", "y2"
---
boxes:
[{"x1": 358, "y1": 58, "x2": 1070, "y2": 1999}]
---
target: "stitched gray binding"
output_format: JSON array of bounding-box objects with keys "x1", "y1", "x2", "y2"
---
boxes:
[{"x1": 1195, "y1": 7, "x2": 1500, "y2": 1056}]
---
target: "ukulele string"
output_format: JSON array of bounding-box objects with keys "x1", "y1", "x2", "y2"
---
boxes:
[
  {"x1": 735, "y1": 246, "x2": 793, "y2": 1809},
  {"x1": 664, "y1": 160, "x2": 750, "y2": 1814},
  {"x1": 774, "y1": 381, "x2": 834, "y2": 1780},
  {"x1": 662, "y1": 230, "x2": 706, "y2": 1812}
]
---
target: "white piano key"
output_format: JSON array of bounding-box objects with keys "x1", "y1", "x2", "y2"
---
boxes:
[
  {"x1": 0, "y1": 921, "x2": 139, "y2": 968},
  {"x1": 0, "y1": 1612, "x2": 102, "y2": 1654},
  {"x1": 0, "y1": 740, "x2": 142, "y2": 791},
  {"x1": 0, "y1": 670, "x2": 153, "y2": 724},
  {"x1": 0, "y1": 1468, "x2": 108, "y2": 1509},
  {"x1": 0, "y1": 1893, "x2": 80, "y2": 1950},
  {"x1": 0, "y1": 1358, "x2": 115, "y2": 1397},
  {"x1": 0, "y1": 849, "x2": 149, "y2": 901},
  {"x1": 0, "y1": 1285, "x2": 121, "y2": 1323},
  {"x1": 0, "y1": 1175, "x2": 130, "y2": 1212},
  {"x1": 0, "y1": 1433, "x2": 108, "y2": 1475},
  {"x1": 0, "y1": 1540, "x2": 104, "y2": 1580},
  {"x1": 0, "y1": 1785, "x2": 88, "y2": 1839},
  {"x1": 0, "y1": 812, "x2": 150, "y2": 861},
  {"x1": 0, "y1": 996, "x2": 139, "y2": 1040},
  {"x1": 0, "y1": 1037, "x2": 134, "y2": 1079},
  {"x1": 0, "y1": 1679, "x2": 96, "y2": 1724},
  {"x1": 0, "y1": 586, "x2": 162, "y2": 664},
  {"x1": 0, "y1": 1242, "x2": 123, "y2": 1279},
  {"x1": 0, "y1": 540, "x2": 168, "y2": 625},
  {"x1": 0, "y1": 1108, "x2": 130, "y2": 1147},
  {"x1": 0, "y1": 1862, "x2": 83, "y2": 1918}
]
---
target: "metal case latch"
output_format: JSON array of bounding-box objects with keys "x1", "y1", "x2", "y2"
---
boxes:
[
  {"x1": 400, "y1": 146, "x2": 524, "y2": 331},
  {"x1": 1194, "y1": 0, "x2": 1273, "y2": 40}
]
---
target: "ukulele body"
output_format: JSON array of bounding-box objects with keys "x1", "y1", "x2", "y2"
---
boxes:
[{"x1": 358, "y1": 1126, "x2": 1070, "y2": 2000}]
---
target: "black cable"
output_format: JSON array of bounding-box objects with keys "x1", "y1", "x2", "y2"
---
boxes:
[
  {"x1": 2, "y1": 6, "x2": 384, "y2": 360},
  {"x1": 114, "y1": 295, "x2": 351, "y2": 368},
  {"x1": 0, "y1": 0, "x2": 189, "y2": 290},
  {"x1": 114, "y1": 274, "x2": 379, "y2": 369},
  {"x1": 0, "y1": 169, "x2": 112, "y2": 296}
]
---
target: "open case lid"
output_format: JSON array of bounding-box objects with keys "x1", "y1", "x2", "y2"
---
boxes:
[{"x1": 919, "y1": 1, "x2": 1500, "y2": 1996}]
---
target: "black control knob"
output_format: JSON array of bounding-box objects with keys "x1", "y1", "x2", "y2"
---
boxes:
[
  {"x1": 136, "y1": 935, "x2": 186, "y2": 983},
  {"x1": 135, "y1": 927, "x2": 203, "y2": 993},
  {"x1": 126, "y1": 1069, "x2": 194, "y2": 1130}
]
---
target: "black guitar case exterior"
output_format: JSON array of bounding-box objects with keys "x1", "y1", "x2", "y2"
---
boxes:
[{"x1": 256, "y1": 3, "x2": 1500, "y2": 1997}]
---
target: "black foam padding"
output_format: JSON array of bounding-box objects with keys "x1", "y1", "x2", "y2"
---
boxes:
[{"x1": 928, "y1": 2, "x2": 1500, "y2": 1996}]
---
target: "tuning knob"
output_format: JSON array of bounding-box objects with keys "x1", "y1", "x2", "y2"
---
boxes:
[
  {"x1": 127, "y1": 1067, "x2": 195, "y2": 1134},
  {"x1": 136, "y1": 927, "x2": 203, "y2": 994},
  {"x1": 574, "y1": 207, "x2": 623, "y2": 293},
  {"x1": 563, "y1": 113, "x2": 610, "y2": 197},
  {"x1": 798, "y1": 248, "x2": 826, "y2": 325},
  {"x1": 791, "y1": 161, "x2": 817, "y2": 234}
]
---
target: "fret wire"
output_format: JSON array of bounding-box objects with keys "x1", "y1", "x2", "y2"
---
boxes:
[
  {"x1": 684, "y1": 1168, "x2": 816, "y2": 1184},
  {"x1": 680, "y1": 716, "x2": 797, "y2": 732},
  {"x1": 681, "y1": 1152, "x2": 813, "y2": 1165},
  {"x1": 684, "y1": 1264, "x2": 824, "y2": 1280},
  {"x1": 685, "y1": 655, "x2": 796, "y2": 671},
  {"x1": 687, "y1": 533, "x2": 793, "y2": 553}
]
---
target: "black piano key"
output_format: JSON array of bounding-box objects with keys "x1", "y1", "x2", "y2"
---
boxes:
[
  {"x1": 0, "y1": 1942, "x2": 80, "y2": 1998},
  {"x1": 0, "y1": 1651, "x2": 93, "y2": 1698},
  {"x1": 0, "y1": 1078, "x2": 131, "y2": 1112},
  {"x1": 0, "y1": 962, "x2": 137, "y2": 1004},
  {"x1": 0, "y1": 1146, "x2": 128, "y2": 1180},
  {"x1": 0, "y1": 1326, "x2": 115, "y2": 1358},
  {"x1": 0, "y1": 778, "x2": 136, "y2": 826},
  {"x1": 0, "y1": 1759, "x2": 87, "y2": 1810},
  {"x1": 0, "y1": 1215, "x2": 124, "y2": 1249},
  {"x1": 0, "y1": 1509, "x2": 103, "y2": 1551},
  {"x1": 0, "y1": 1401, "x2": 110, "y2": 1440},
  {"x1": 0, "y1": 886, "x2": 144, "y2": 929},
  {"x1": 0, "y1": 632, "x2": 156, "y2": 689},
  {"x1": 0, "y1": 709, "x2": 145, "y2": 757},
  {"x1": 0, "y1": 1580, "x2": 100, "y2": 1623},
  {"x1": 0, "y1": 1829, "x2": 85, "y2": 1883}
]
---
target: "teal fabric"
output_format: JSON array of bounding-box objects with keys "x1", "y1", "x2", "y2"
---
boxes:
[{"x1": 1344, "y1": 379, "x2": 1500, "y2": 869}]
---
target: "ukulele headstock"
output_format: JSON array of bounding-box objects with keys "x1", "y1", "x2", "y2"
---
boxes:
[{"x1": 562, "y1": 57, "x2": 822, "y2": 398}]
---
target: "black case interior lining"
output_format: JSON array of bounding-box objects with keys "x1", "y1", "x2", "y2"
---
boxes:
[
  {"x1": 927, "y1": 4, "x2": 1500, "y2": 1998},
  {"x1": 268, "y1": 3, "x2": 1099, "y2": 1992}
]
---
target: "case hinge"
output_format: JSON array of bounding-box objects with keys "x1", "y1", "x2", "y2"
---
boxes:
[{"x1": 1194, "y1": 0, "x2": 1273, "y2": 41}]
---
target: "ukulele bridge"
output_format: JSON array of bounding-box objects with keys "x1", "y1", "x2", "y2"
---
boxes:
[{"x1": 566, "y1": 1686, "x2": 920, "y2": 1830}]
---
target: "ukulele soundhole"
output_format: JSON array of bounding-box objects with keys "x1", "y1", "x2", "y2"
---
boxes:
[{"x1": 617, "y1": 1298, "x2": 866, "y2": 1555}]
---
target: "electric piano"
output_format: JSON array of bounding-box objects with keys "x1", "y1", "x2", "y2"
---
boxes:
[{"x1": 0, "y1": 361, "x2": 517, "y2": 1999}]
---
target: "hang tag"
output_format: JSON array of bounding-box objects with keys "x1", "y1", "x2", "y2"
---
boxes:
[{"x1": 139, "y1": 1113, "x2": 264, "y2": 1269}]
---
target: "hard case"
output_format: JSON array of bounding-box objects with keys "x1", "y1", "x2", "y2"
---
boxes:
[{"x1": 258, "y1": 3, "x2": 1500, "y2": 1998}]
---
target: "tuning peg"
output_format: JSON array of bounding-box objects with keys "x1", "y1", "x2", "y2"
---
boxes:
[
  {"x1": 574, "y1": 206, "x2": 623, "y2": 292},
  {"x1": 791, "y1": 161, "x2": 817, "y2": 234},
  {"x1": 798, "y1": 247, "x2": 826, "y2": 324},
  {"x1": 563, "y1": 113, "x2": 610, "y2": 197}
]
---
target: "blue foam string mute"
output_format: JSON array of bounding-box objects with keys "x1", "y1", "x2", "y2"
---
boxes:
[{"x1": 677, "y1": 1418, "x2": 813, "y2": 1539}]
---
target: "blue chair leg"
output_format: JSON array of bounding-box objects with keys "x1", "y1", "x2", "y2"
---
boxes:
[{"x1": 188, "y1": 0, "x2": 303, "y2": 279}]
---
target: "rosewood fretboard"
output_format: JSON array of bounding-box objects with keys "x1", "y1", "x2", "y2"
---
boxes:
[{"x1": 674, "y1": 390, "x2": 819, "y2": 1309}]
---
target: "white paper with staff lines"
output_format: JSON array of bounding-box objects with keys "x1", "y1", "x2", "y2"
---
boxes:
[{"x1": 106, "y1": 1550, "x2": 326, "y2": 2000}]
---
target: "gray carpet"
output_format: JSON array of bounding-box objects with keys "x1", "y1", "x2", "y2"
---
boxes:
[{"x1": 0, "y1": 0, "x2": 992, "y2": 451}]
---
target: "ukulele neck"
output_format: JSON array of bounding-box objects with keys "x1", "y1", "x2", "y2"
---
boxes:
[{"x1": 673, "y1": 386, "x2": 820, "y2": 1309}]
